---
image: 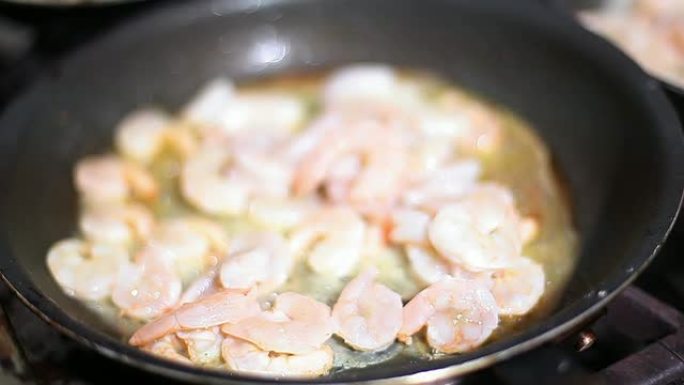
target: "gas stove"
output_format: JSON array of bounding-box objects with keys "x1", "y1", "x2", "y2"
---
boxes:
[{"x1": 1, "y1": 1, "x2": 684, "y2": 384}]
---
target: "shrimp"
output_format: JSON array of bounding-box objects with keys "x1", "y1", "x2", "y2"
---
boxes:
[
  {"x1": 669, "y1": 21, "x2": 684, "y2": 54},
  {"x1": 115, "y1": 108, "x2": 171, "y2": 164},
  {"x1": 398, "y1": 277, "x2": 499, "y2": 353},
  {"x1": 388, "y1": 208, "x2": 431, "y2": 245},
  {"x1": 75, "y1": 155, "x2": 158, "y2": 203},
  {"x1": 231, "y1": 149, "x2": 294, "y2": 200},
  {"x1": 180, "y1": 146, "x2": 250, "y2": 215},
  {"x1": 217, "y1": 93, "x2": 306, "y2": 136},
  {"x1": 288, "y1": 207, "x2": 366, "y2": 277},
  {"x1": 428, "y1": 184, "x2": 524, "y2": 271},
  {"x1": 322, "y1": 154, "x2": 362, "y2": 204},
  {"x1": 437, "y1": 92, "x2": 502, "y2": 154},
  {"x1": 112, "y1": 246, "x2": 182, "y2": 320},
  {"x1": 142, "y1": 334, "x2": 191, "y2": 364},
  {"x1": 402, "y1": 160, "x2": 481, "y2": 209},
  {"x1": 176, "y1": 327, "x2": 223, "y2": 365},
  {"x1": 184, "y1": 78, "x2": 305, "y2": 137},
  {"x1": 490, "y1": 257, "x2": 545, "y2": 316},
  {"x1": 323, "y1": 64, "x2": 398, "y2": 107},
  {"x1": 148, "y1": 218, "x2": 228, "y2": 282},
  {"x1": 293, "y1": 116, "x2": 408, "y2": 215},
  {"x1": 182, "y1": 77, "x2": 235, "y2": 132},
  {"x1": 222, "y1": 336, "x2": 334, "y2": 377},
  {"x1": 179, "y1": 267, "x2": 220, "y2": 306},
  {"x1": 180, "y1": 143, "x2": 292, "y2": 216},
  {"x1": 79, "y1": 203, "x2": 154, "y2": 246},
  {"x1": 406, "y1": 137, "x2": 458, "y2": 178},
  {"x1": 404, "y1": 245, "x2": 450, "y2": 286},
  {"x1": 46, "y1": 239, "x2": 130, "y2": 301},
  {"x1": 280, "y1": 113, "x2": 339, "y2": 164},
  {"x1": 332, "y1": 268, "x2": 403, "y2": 352},
  {"x1": 219, "y1": 232, "x2": 293, "y2": 293},
  {"x1": 129, "y1": 289, "x2": 260, "y2": 346},
  {"x1": 221, "y1": 292, "x2": 334, "y2": 354},
  {"x1": 247, "y1": 197, "x2": 318, "y2": 230}
]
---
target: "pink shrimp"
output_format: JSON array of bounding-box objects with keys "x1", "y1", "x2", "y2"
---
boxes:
[
  {"x1": 129, "y1": 289, "x2": 260, "y2": 347},
  {"x1": 399, "y1": 277, "x2": 499, "y2": 353},
  {"x1": 221, "y1": 292, "x2": 334, "y2": 355},
  {"x1": 332, "y1": 268, "x2": 403, "y2": 352}
]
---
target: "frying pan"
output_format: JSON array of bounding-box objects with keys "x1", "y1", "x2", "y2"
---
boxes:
[
  {"x1": 0, "y1": 0, "x2": 682, "y2": 383},
  {"x1": 546, "y1": 0, "x2": 684, "y2": 115}
]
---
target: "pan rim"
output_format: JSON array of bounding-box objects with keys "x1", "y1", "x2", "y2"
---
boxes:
[{"x1": 0, "y1": 0, "x2": 683, "y2": 383}]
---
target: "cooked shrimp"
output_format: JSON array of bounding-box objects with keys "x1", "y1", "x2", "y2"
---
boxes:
[
  {"x1": 75, "y1": 155, "x2": 158, "y2": 203},
  {"x1": 402, "y1": 160, "x2": 481, "y2": 209},
  {"x1": 247, "y1": 197, "x2": 318, "y2": 230},
  {"x1": 398, "y1": 277, "x2": 499, "y2": 353},
  {"x1": 281, "y1": 113, "x2": 339, "y2": 164},
  {"x1": 288, "y1": 207, "x2": 365, "y2": 277},
  {"x1": 323, "y1": 64, "x2": 398, "y2": 107},
  {"x1": 231, "y1": 149, "x2": 294, "y2": 200},
  {"x1": 404, "y1": 246, "x2": 450, "y2": 286},
  {"x1": 179, "y1": 267, "x2": 220, "y2": 306},
  {"x1": 176, "y1": 327, "x2": 223, "y2": 365},
  {"x1": 428, "y1": 184, "x2": 524, "y2": 271},
  {"x1": 79, "y1": 203, "x2": 154, "y2": 246},
  {"x1": 388, "y1": 208, "x2": 431, "y2": 245},
  {"x1": 217, "y1": 93, "x2": 306, "y2": 135},
  {"x1": 219, "y1": 232, "x2": 293, "y2": 293},
  {"x1": 322, "y1": 154, "x2": 362, "y2": 204},
  {"x1": 294, "y1": 116, "x2": 408, "y2": 215},
  {"x1": 129, "y1": 289, "x2": 260, "y2": 346},
  {"x1": 180, "y1": 146, "x2": 250, "y2": 215},
  {"x1": 112, "y1": 246, "x2": 182, "y2": 320},
  {"x1": 362, "y1": 224, "x2": 386, "y2": 258},
  {"x1": 142, "y1": 334, "x2": 191, "y2": 364},
  {"x1": 184, "y1": 78, "x2": 305, "y2": 138},
  {"x1": 115, "y1": 108, "x2": 171, "y2": 164},
  {"x1": 437, "y1": 92, "x2": 502, "y2": 154},
  {"x1": 221, "y1": 292, "x2": 334, "y2": 354},
  {"x1": 182, "y1": 77, "x2": 235, "y2": 131},
  {"x1": 406, "y1": 137, "x2": 458, "y2": 178},
  {"x1": 332, "y1": 268, "x2": 403, "y2": 352},
  {"x1": 490, "y1": 257, "x2": 545, "y2": 316},
  {"x1": 181, "y1": 143, "x2": 292, "y2": 216},
  {"x1": 222, "y1": 336, "x2": 334, "y2": 377},
  {"x1": 148, "y1": 218, "x2": 228, "y2": 282},
  {"x1": 47, "y1": 239, "x2": 130, "y2": 301}
]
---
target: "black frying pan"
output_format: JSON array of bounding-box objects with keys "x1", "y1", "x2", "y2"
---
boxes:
[
  {"x1": 546, "y1": 0, "x2": 684, "y2": 115},
  {"x1": 0, "y1": 0, "x2": 682, "y2": 383}
]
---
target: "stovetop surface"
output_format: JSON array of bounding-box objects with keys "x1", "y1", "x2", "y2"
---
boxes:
[{"x1": 1, "y1": 1, "x2": 684, "y2": 384}]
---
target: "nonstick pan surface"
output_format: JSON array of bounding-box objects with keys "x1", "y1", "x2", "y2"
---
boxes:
[{"x1": 0, "y1": 0, "x2": 682, "y2": 383}]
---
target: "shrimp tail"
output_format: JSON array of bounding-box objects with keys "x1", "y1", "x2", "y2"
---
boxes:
[{"x1": 129, "y1": 313, "x2": 181, "y2": 346}]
